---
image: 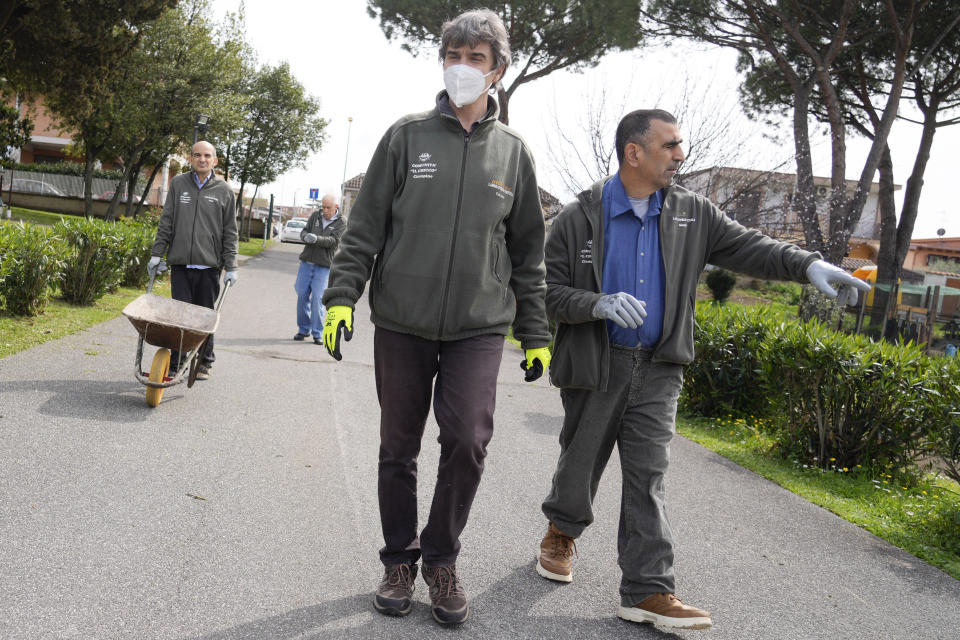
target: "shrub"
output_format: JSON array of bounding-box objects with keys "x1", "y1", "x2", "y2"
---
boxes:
[
  {"x1": 924, "y1": 358, "x2": 960, "y2": 486},
  {"x1": 761, "y1": 320, "x2": 931, "y2": 471},
  {"x1": 681, "y1": 305, "x2": 771, "y2": 418},
  {"x1": 55, "y1": 218, "x2": 127, "y2": 305},
  {"x1": 705, "y1": 268, "x2": 737, "y2": 304},
  {"x1": 0, "y1": 222, "x2": 63, "y2": 315},
  {"x1": 116, "y1": 217, "x2": 158, "y2": 288}
]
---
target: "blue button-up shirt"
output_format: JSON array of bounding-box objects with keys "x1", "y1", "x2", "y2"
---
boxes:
[
  {"x1": 193, "y1": 171, "x2": 211, "y2": 190},
  {"x1": 601, "y1": 173, "x2": 665, "y2": 348}
]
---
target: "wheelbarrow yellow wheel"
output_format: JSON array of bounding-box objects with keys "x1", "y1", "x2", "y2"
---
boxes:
[{"x1": 146, "y1": 348, "x2": 171, "y2": 407}]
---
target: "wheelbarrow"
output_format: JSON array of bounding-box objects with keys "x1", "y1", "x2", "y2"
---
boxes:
[{"x1": 122, "y1": 268, "x2": 232, "y2": 407}]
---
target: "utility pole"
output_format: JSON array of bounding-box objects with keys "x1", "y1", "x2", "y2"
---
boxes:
[{"x1": 341, "y1": 116, "x2": 353, "y2": 191}]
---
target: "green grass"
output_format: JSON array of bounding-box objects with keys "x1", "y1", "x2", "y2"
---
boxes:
[
  {"x1": 239, "y1": 236, "x2": 275, "y2": 256},
  {"x1": 678, "y1": 413, "x2": 960, "y2": 581},
  {"x1": 0, "y1": 280, "x2": 171, "y2": 359},
  {"x1": 1, "y1": 206, "x2": 70, "y2": 226}
]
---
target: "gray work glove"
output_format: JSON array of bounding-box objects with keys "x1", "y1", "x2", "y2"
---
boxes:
[
  {"x1": 224, "y1": 270, "x2": 238, "y2": 286},
  {"x1": 147, "y1": 256, "x2": 166, "y2": 276},
  {"x1": 303, "y1": 232, "x2": 318, "y2": 243},
  {"x1": 592, "y1": 292, "x2": 647, "y2": 328},
  {"x1": 806, "y1": 260, "x2": 871, "y2": 307}
]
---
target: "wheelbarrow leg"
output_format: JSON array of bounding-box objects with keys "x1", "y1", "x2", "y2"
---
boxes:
[{"x1": 146, "y1": 348, "x2": 171, "y2": 407}]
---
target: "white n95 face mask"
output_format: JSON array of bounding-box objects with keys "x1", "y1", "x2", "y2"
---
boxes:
[{"x1": 444, "y1": 64, "x2": 496, "y2": 108}]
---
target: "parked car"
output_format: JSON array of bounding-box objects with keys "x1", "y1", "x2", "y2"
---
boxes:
[
  {"x1": 281, "y1": 218, "x2": 307, "y2": 243},
  {"x1": 94, "y1": 190, "x2": 141, "y2": 203},
  {"x1": 9, "y1": 179, "x2": 65, "y2": 197}
]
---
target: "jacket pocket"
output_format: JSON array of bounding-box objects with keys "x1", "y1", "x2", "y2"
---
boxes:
[{"x1": 491, "y1": 240, "x2": 503, "y2": 285}]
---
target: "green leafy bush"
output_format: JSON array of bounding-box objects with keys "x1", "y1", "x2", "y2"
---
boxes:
[
  {"x1": 924, "y1": 358, "x2": 960, "y2": 486},
  {"x1": 0, "y1": 222, "x2": 63, "y2": 315},
  {"x1": 761, "y1": 321, "x2": 930, "y2": 471},
  {"x1": 705, "y1": 268, "x2": 737, "y2": 304},
  {"x1": 681, "y1": 305, "x2": 771, "y2": 418},
  {"x1": 55, "y1": 218, "x2": 127, "y2": 305},
  {"x1": 116, "y1": 217, "x2": 158, "y2": 288}
]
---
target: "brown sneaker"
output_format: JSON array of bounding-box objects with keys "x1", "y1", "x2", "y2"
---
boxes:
[
  {"x1": 373, "y1": 563, "x2": 417, "y2": 617},
  {"x1": 536, "y1": 522, "x2": 576, "y2": 582},
  {"x1": 421, "y1": 564, "x2": 468, "y2": 625},
  {"x1": 617, "y1": 593, "x2": 713, "y2": 630},
  {"x1": 195, "y1": 364, "x2": 210, "y2": 380}
]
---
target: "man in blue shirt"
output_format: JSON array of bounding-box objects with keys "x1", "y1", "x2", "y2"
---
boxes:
[{"x1": 534, "y1": 110, "x2": 868, "y2": 630}]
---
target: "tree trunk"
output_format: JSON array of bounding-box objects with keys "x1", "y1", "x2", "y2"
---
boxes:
[
  {"x1": 82, "y1": 149, "x2": 97, "y2": 219},
  {"x1": 893, "y1": 98, "x2": 940, "y2": 276},
  {"x1": 870, "y1": 144, "x2": 898, "y2": 327},
  {"x1": 134, "y1": 161, "x2": 164, "y2": 219},
  {"x1": 236, "y1": 177, "x2": 247, "y2": 240},
  {"x1": 496, "y1": 87, "x2": 510, "y2": 125},
  {"x1": 792, "y1": 82, "x2": 823, "y2": 253}
]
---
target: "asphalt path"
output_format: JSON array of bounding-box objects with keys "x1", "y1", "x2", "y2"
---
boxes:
[{"x1": 1, "y1": 242, "x2": 958, "y2": 640}]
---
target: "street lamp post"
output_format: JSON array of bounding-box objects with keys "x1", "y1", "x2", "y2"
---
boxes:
[
  {"x1": 193, "y1": 114, "x2": 210, "y2": 145},
  {"x1": 342, "y1": 117, "x2": 353, "y2": 191}
]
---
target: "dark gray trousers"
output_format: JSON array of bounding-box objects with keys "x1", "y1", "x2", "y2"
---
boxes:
[
  {"x1": 374, "y1": 327, "x2": 504, "y2": 568},
  {"x1": 542, "y1": 346, "x2": 684, "y2": 606},
  {"x1": 170, "y1": 266, "x2": 219, "y2": 369}
]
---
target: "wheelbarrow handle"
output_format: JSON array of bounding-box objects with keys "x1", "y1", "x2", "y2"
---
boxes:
[
  {"x1": 146, "y1": 259, "x2": 168, "y2": 294},
  {"x1": 215, "y1": 278, "x2": 232, "y2": 312}
]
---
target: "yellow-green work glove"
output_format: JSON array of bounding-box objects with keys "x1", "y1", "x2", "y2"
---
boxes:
[
  {"x1": 323, "y1": 305, "x2": 354, "y2": 361},
  {"x1": 521, "y1": 347, "x2": 551, "y2": 382}
]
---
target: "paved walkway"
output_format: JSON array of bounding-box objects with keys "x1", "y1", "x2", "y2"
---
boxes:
[{"x1": 1, "y1": 243, "x2": 958, "y2": 639}]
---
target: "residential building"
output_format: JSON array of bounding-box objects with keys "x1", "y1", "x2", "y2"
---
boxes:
[{"x1": 680, "y1": 166, "x2": 896, "y2": 264}]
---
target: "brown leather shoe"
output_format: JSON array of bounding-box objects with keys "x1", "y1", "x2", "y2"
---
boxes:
[
  {"x1": 535, "y1": 522, "x2": 576, "y2": 582},
  {"x1": 373, "y1": 563, "x2": 417, "y2": 617},
  {"x1": 617, "y1": 593, "x2": 713, "y2": 630},
  {"x1": 422, "y1": 564, "x2": 468, "y2": 625}
]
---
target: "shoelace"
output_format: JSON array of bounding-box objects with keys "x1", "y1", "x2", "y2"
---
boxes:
[
  {"x1": 385, "y1": 564, "x2": 413, "y2": 588},
  {"x1": 551, "y1": 532, "x2": 578, "y2": 559},
  {"x1": 430, "y1": 566, "x2": 465, "y2": 599}
]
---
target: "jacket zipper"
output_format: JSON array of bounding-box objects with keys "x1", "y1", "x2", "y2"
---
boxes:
[
  {"x1": 189, "y1": 180, "x2": 202, "y2": 265},
  {"x1": 437, "y1": 134, "x2": 470, "y2": 338}
]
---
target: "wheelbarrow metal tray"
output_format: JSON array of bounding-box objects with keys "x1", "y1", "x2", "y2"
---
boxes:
[{"x1": 122, "y1": 293, "x2": 220, "y2": 351}]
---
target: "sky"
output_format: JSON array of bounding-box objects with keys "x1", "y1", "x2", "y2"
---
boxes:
[{"x1": 209, "y1": 0, "x2": 958, "y2": 239}]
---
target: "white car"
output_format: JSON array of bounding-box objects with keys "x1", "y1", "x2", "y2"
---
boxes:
[
  {"x1": 10, "y1": 179, "x2": 65, "y2": 196},
  {"x1": 281, "y1": 218, "x2": 307, "y2": 243}
]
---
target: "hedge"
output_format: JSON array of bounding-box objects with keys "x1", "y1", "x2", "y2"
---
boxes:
[
  {"x1": 684, "y1": 304, "x2": 960, "y2": 480},
  {"x1": 0, "y1": 217, "x2": 159, "y2": 314}
]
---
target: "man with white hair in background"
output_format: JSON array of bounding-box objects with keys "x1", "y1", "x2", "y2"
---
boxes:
[{"x1": 293, "y1": 192, "x2": 343, "y2": 344}]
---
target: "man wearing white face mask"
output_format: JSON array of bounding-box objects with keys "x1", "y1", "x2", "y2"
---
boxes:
[{"x1": 321, "y1": 8, "x2": 550, "y2": 627}]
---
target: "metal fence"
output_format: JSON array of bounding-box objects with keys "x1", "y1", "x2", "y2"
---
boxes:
[{"x1": 0, "y1": 169, "x2": 158, "y2": 204}]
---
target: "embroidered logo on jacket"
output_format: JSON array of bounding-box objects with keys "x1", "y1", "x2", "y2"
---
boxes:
[
  {"x1": 487, "y1": 179, "x2": 514, "y2": 200},
  {"x1": 179, "y1": 192, "x2": 191, "y2": 204},
  {"x1": 579, "y1": 239, "x2": 593, "y2": 264},
  {"x1": 672, "y1": 215, "x2": 695, "y2": 228},
  {"x1": 410, "y1": 154, "x2": 437, "y2": 179}
]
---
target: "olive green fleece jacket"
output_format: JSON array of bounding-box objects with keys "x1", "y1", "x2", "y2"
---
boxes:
[
  {"x1": 546, "y1": 176, "x2": 821, "y2": 391},
  {"x1": 151, "y1": 171, "x2": 238, "y2": 271},
  {"x1": 298, "y1": 211, "x2": 344, "y2": 267},
  {"x1": 322, "y1": 93, "x2": 551, "y2": 348}
]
